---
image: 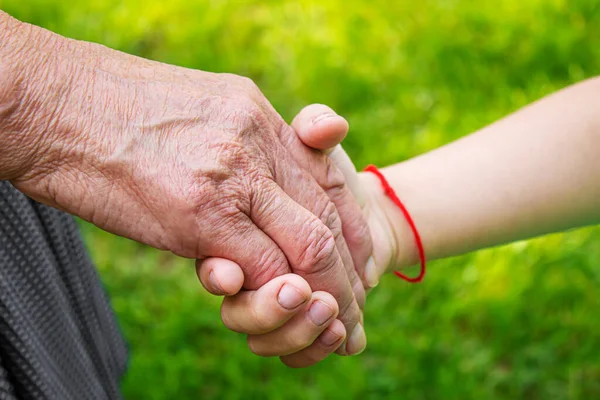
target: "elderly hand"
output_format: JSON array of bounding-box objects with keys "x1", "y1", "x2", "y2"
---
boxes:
[
  {"x1": 197, "y1": 105, "x2": 393, "y2": 367},
  {"x1": 0, "y1": 12, "x2": 371, "y2": 354}
]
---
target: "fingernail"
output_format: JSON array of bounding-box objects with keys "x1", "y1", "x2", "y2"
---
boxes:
[
  {"x1": 277, "y1": 284, "x2": 307, "y2": 310},
  {"x1": 312, "y1": 112, "x2": 337, "y2": 125},
  {"x1": 365, "y1": 256, "x2": 379, "y2": 288},
  {"x1": 308, "y1": 300, "x2": 335, "y2": 326},
  {"x1": 209, "y1": 271, "x2": 224, "y2": 294},
  {"x1": 346, "y1": 324, "x2": 367, "y2": 355},
  {"x1": 319, "y1": 328, "x2": 343, "y2": 347}
]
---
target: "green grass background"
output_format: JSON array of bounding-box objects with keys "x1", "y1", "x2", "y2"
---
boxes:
[{"x1": 2, "y1": 0, "x2": 600, "y2": 398}]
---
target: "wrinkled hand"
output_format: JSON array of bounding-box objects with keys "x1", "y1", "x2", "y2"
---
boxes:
[
  {"x1": 1, "y1": 23, "x2": 371, "y2": 354},
  {"x1": 199, "y1": 106, "x2": 399, "y2": 367},
  {"x1": 292, "y1": 128, "x2": 397, "y2": 288}
]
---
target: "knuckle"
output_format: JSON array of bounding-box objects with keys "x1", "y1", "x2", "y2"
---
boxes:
[
  {"x1": 218, "y1": 95, "x2": 266, "y2": 134},
  {"x1": 221, "y1": 73, "x2": 253, "y2": 87},
  {"x1": 296, "y1": 219, "x2": 338, "y2": 274},
  {"x1": 241, "y1": 102, "x2": 268, "y2": 131},
  {"x1": 227, "y1": 100, "x2": 272, "y2": 145},
  {"x1": 249, "y1": 178, "x2": 280, "y2": 218},
  {"x1": 232, "y1": 75, "x2": 265, "y2": 102},
  {"x1": 239, "y1": 76, "x2": 261, "y2": 93},
  {"x1": 218, "y1": 72, "x2": 252, "y2": 89}
]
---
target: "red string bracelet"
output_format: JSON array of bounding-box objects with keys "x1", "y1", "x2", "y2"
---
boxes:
[{"x1": 363, "y1": 165, "x2": 426, "y2": 283}]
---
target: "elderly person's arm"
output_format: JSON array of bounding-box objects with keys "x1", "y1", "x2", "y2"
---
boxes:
[{"x1": 0, "y1": 11, "x2": 369, "y2": 355}]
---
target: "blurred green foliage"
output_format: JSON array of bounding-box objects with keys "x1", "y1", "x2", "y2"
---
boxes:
[{"x1": 2, "y1": 0, "x2": 600, "y2": 398}]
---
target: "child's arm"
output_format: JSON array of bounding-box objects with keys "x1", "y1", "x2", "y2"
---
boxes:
[{"x1": 353, "y1": 77, "x2": 600, "y2": 280}]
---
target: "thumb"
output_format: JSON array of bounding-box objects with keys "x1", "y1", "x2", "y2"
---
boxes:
[
  {"x1": 291, "y1": 104, "x2": 349, "y2": 152},
  {"x1": 196, "y1": 258, "x2": 245, "y2": 296},
  {"x1": 291, "y1": 105, "x2": 367, "y2": 207}
]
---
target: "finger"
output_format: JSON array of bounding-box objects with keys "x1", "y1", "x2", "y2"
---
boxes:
[
  {"x1": 247, "y1": 291, "x2": 339, "y2": 357},
  {"x1": 271, "y1": 159, "x2": 367, "y2": 352},
  {"x1": 279, "y1": 319, "x2": 346, "y2": 368},
  {"x1": 298, "y1": 140, "x2": 377, "y2": 287},
  {"x1": 272, "y1": 136, "x2": 366, "y2": 308},
  {"x1": 205, "y1": 214, "x2": 290, "y2": 290},
  {"x1": 323, "y1": 146, "x2": 380, "y2": 288},
  {"x1": 251, "y1": 102, "x2": 368, "y2": 302},
  {"x1": 196, "y1": 257, "x2": 245, "y2": 296},
  {"x1": 290, "y1": 104, "x2": 349, "y2": 150},
  {"x1": 250, "y1": 177, "x2": 365, "y2": 355},
  {"x1": 252, "y1": 101, "x2": 366, "y2": 298},
  {"x1": 220, "y1": 274, "x2": 311, "y2": 335},
  {"x1": 286, "y1": 105, "x2": 373, "y2": 290},
  {"x1": 291, "y1": 106, "x2": 369, "y2": 208}
]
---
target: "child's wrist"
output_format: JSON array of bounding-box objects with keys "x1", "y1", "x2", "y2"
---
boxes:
[{"x1": 361, "y1": 170, "x2": 421, "y2": 274}]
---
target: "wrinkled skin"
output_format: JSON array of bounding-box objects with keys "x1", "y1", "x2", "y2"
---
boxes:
[
  {"x1": 198, "y1": 112, "x2": 398, "y2": 367},
  {"x1": 0, "y1": 14, "x2": 372, "y2": 354}
]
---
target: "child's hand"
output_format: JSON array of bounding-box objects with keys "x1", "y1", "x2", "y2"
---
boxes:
[{"x1": 197, "y1": 258, "x2": 347, "y2": 368}]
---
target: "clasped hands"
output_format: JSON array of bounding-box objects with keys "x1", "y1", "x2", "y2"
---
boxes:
[
  {"x1": 196, "y1": 103, "x2": 398, "y2": 367},
  {"x1": 3, "y1": 34, "x2": 397, "y2": 368}
]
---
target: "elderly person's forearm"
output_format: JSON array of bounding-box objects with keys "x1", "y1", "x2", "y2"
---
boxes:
[{"x1": 0, "y1": 10, "x2": 49, "y2": 179}]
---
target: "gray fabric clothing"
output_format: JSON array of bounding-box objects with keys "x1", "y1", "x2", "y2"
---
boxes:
[{"x1": 0, "y1": 181, "x2": 127, "y2": 399}]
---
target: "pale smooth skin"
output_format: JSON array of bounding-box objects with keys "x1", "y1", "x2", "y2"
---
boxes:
[
  {"x1": 0, "y1": 11, "x2": 372, "y2": 355},
  {"x1": 208, "y1": 77, "x2": 600, "y2": 367}
]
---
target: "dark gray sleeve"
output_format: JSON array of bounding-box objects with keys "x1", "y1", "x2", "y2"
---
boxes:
[{"x1": 0, "y1": 181, "x2": 127, "y2": 400}]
